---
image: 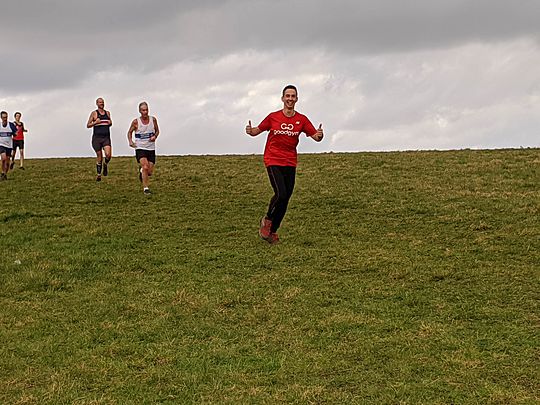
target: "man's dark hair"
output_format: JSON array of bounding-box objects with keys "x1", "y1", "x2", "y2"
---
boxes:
[
  {"x1": 0, "y1": 111, "x2": 7, "y2": 117},
  {"x1": 282, "y1": 85, "x2": 298, "y2": 97},
  {"x1": 14, "y1": 112, "x2": 21, "y2": 117}
]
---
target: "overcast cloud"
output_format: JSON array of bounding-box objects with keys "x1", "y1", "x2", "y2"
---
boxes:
[{"x1": 1, "y1": 0, "x2": 539, "y2": 157}]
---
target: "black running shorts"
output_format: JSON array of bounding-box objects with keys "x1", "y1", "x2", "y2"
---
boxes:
[
  {"x1": 0, "y1": 146, "x2": 12, "y2": 156},
  {"x1": 12, "y1": 140, "x2": 24, "y2": 150},
  {"x1": 135, "y1": 149, "x2": 156, "y2": 164},
  {"x1": 91, "y1": 135, "x2": 111, "y2": 152}
]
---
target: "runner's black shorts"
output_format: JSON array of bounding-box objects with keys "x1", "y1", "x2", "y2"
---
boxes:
[
  {"x1": 12, "y1": 140, "x2": 24, "y2": 150},
  {"x1": 91, "y1": 135, "x2": 111, "y2": 152},
  {"x1": 135, "y1": 149, "x2": 156, "y2": 164},
  {"x1": 0, "y1": 146, "x2": 12, "y2": 156}
]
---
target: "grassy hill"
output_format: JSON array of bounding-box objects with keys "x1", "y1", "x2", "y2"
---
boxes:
[{"x1": 1, "y1": 149, "x2": 538, "y2": 404}]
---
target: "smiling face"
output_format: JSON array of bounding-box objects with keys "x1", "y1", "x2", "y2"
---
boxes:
[
  {"x1": 96, "y1": 98, "x2": 105, "y2": 110},
  {"x1": 281, "y1": 88, "x2": 298, "y2": 110}
]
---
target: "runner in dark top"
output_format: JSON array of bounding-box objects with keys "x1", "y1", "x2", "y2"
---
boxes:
[{"x1": 87, "y1": 98, "x2": 113, "y2": 182}]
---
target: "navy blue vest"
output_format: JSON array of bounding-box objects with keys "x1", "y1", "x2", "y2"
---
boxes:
[{"x1": 93, "y1": 110, "x2": 111, "y2": 137}]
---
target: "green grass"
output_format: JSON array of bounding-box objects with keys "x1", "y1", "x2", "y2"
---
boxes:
[{"x1": 1, "y1": 149, "x2": 538, "y2": 404}]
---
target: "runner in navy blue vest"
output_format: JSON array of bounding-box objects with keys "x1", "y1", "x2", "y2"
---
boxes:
[
  {"x1": 0, "y1": 111, "x2": 17, "y2": 181},
  {"x1": 86, "y1": 98, "x2": 113, "y2": 182}
]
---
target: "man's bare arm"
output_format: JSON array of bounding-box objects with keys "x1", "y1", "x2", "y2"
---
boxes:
[{"x1": 86, "y1": 111, "x2": 98, "y2": 128}]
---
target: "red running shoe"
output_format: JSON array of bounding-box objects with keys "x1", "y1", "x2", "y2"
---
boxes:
[
  {"x1": 267, "y1": 232, "x2": 280, "y2": 245},
  {"x1": 259, "y1": 216, "x2": 272, "y2": 240}
]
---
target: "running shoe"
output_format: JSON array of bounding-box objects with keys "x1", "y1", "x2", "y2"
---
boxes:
[
  {"x1": 0, "y1": 173, "x2": 6, "y2": 181},
  {"x1": 259, "y1": 216, "x2": 272, "y2": 240},
  {"x1": 143, "y1": 187, "x2": 151, "y2": 195},
  {"x1": 19, "y1": 166, "x2": 25, "y2": 170},
  {"x1": 103, "y1": 163, "x2": 108, "y2": 176},
  {"x1": 96, "y1": 174, "x2": 102, "y2": 182},
  {"x1": 10, "y1": 162, "x2": 14, "y2": 170},
  {"x1": 267, "y1": 232, "x2": 280, "y2": 245}
]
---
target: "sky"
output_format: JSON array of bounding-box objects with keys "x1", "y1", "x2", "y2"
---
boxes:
[{"x1": 1, "y1": 0, "x2": 539, "y2": 158}]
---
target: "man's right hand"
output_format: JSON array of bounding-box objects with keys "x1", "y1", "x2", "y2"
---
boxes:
[{"x1": 245, "y1": 120, "x2": 253, "y2": 135}]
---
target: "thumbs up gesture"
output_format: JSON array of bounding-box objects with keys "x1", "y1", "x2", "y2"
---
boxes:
[
  {"x1": 245, "y1": 120, "x2": 253, "y2": 136},
  {"x1": 314, "y1": 123, "x2": 324, "y2": 142}
]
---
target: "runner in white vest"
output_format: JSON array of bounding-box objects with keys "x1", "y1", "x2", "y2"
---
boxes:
[
  {"x1": 127, "y1": 102, "x2": 160, "y2": 194},
  {"x1": 0, "y1": 111, "x2": 17, "y2": 180}
]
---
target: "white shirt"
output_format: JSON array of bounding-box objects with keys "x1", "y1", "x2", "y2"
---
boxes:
[
  {"x1": 134, "y1": 117, "x2": 156, "y2": 151},
  {"x1": 0, "y1": 122, "x2": 14, "y2": 149}
]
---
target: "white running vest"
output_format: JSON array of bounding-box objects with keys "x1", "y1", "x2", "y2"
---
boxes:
[
  {"x1": 0, "y1": 122, "x2": 14, "y2": 148},
  {"x1": 134, "y1": 117, "x2": 156, "y2": 151}
]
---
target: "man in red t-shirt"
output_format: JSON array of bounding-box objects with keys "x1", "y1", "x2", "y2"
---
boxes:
[{"x1": 246, "y1": 85, "x2": 324, "y2": 244}]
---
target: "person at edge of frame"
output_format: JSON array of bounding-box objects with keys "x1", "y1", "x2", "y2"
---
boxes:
[
  {"x1": 0, "y1": 111, "x2": 17, "y2": 180},
  {"x1": 10, "y1": 111, "x2": 28, "y2": 170}
]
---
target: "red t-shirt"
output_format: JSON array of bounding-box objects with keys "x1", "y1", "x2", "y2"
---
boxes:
[
  {"x1": 258, "y1": 110, "x2": 317, "y2": 167},
  {"x1": 13, "y1": 122, "x2": 24, "y2": 141}
]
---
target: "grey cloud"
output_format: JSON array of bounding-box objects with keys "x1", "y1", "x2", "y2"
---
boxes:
[
  {"x1": 2, "y1": 0, "x2": 539, "y2": 93},
  {"x1": 3, "y1": 1, "x2": 539, "y2": 158},
  {"x1": 16, "y1": 37, "x2": 539, "y2": 159},
  {"x1": 183, "y1": 0, "x2": 540, "y2": 53}
]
